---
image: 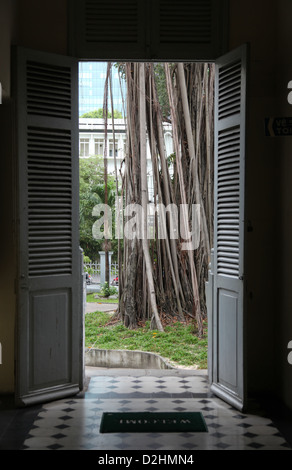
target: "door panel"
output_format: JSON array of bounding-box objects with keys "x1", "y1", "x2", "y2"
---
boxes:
[
  {"x1": 29, "y1": 289, "x2": 71, "y2": 389},
  {"x1": 13, "y1": 47, "x2": 82, "y2": 406},
  {"x1": 218, "y1": 287, "x2": 238, "y2": 389},
  {"x1": 211, "y1": 45, "x2": 247, "y2": 411}
]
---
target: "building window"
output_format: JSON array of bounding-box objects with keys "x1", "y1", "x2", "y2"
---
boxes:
[
  {"x1": 109, "y1": 139, "x2": 118, "y2": 157},
  {"x1": 95, "y1": 139, "x2": 104, "y2": 156},
  {"x1": 80, "y1": 138, "x2": 90, "y2": 157}
]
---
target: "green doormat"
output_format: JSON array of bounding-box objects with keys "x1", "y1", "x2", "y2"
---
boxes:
[{"x1": 100, "y1": 412, "x2": 208, "y2": 433}]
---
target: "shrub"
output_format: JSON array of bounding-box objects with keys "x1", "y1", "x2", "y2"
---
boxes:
[{"x1": 99, "y1": 282, "x2": 117, "y2": 298}]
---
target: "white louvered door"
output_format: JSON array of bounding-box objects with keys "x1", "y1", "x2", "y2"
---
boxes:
[
  {"x1": 211, "y1": 45, "x2": 247, "y2": 411},
  {"x1": 14, "y1": 48, "x2": 82, "y2": 406}
]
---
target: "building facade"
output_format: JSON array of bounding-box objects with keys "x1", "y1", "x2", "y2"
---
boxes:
[
  {"x1": 79, "y1": 62, "x2": 126, "y2": 117},
  {"x1": 79, "y1": 117, "x2": 174, "y2": 200}
]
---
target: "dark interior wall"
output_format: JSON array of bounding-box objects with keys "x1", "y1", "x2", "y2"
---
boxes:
[
  {"x1": 274, "y1": 1, "x2": 292, "y2": 409},
  {"x1": 230, "y1": 0, "x2": 292, "y2": 409},
  {"x1": 0, "y1": 0, "x2": 18, "y2": 392},
  {"x1": 229, "y1": 1, "x2": 278, "y2": 397},
  {"x1": 0, "y1": 102, "x2": 16, "y2": 392},
  {"x1": 0, "y1": 0, "x2": 17, "y2": 99},
  {"x1": 16, "y1": 0, "x2": 68, "y2": 55},
  {"x1": 0, "y1": 0, "x2": 68, "y2": 393}
]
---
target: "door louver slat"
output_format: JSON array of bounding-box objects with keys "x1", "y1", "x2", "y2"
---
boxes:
[
  {"x1": 159, "y1": 0, "x2": 212, "y2": 44},
  {"x1": 27, "y1": 61, "x2": 72, "y2": 119},
  {"x1": 218, "y1": 61, "x2": 241, "y2": 120},
  {"x1": 27, "y1": 127, "x2": 72, "y2": 277},
  {"x1": 217, "y1": 126, "x2": 241, "y2": 278},
  {"x1": 71, "y1": 0, "x2": 228, "y2": 60},
  {"x1": 85, "y1": 0, "x2": 138, "y2": 43}
]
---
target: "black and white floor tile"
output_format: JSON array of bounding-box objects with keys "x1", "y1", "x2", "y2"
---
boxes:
[{"x1": 11, "y1": 369, "x2": 291, "y2": 451}]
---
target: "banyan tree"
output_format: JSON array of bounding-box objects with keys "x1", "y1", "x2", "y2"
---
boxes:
[{"x1": 104, "y1": 62, "x2": 215, "y2": 337}]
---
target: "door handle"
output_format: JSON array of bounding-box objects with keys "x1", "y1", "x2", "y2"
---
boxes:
[{"x1": 20, "y1": 274, "x2": 27, "y2": 289}]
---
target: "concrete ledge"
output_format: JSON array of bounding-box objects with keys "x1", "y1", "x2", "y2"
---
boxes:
[{"x1": 85, "y1": 348, "x2": 175, "y2": 369}]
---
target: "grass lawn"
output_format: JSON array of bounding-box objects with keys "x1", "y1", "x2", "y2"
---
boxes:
[
  {"x1": 85, "y1": 309, "x2": 208, "y2": 369},
  {"x1": 86, "y1": 293, "x2": 119, "y2": 304}
]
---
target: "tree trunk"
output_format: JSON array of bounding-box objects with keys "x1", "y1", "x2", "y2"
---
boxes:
[
  {"x1": 139, "y1": 63, "x2": 164, "y2": 332},
  {"x1": 164, "y1": 63, "x2": 202, "y2": 336},
  {"x1": 114, "y1": 62, "x2": 214, "y2": 334},
  {"x1": 103, "y1": 63, "x2": 110, "y2": 285}
]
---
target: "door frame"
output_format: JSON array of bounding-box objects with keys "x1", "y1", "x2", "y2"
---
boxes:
[{"x1": 13, "y1": 43, "x2": 248, "y2": 408}]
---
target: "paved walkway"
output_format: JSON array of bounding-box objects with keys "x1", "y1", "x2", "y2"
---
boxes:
[{"x1": 86, "y1": 302, "x2": 118, "y2": 313}]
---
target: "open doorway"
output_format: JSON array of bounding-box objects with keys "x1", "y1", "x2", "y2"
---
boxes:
[
  {"x1": 79, "y1": 61, "x2": 214, "y2": 372},
  {"x1": 13, "y1": 44, "x2": 246, "y2": 410}
]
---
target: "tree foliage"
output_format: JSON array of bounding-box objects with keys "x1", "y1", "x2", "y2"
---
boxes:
[
  {"x1": 153, "y1": 63, "x2": 172, "y2": 121},
  {"x1": 80, "y1": 108, "x2": 123, "y2": 119},
  {"x1": 79, "y1": 156, "x2": 118, "y2": 260}
]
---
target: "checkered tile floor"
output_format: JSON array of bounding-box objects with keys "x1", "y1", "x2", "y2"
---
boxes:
[{"x1": 5, "y1": 369, "x2": 288, "y2": 450}]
